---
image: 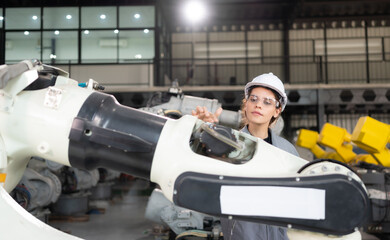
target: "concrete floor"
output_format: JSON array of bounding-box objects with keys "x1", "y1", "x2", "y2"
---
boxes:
[
  {"x1": 48, "y1": 178, "x2": 382, "y2": 240},
  {"x1": 49, "y1": 179, "x2": 158, "y2": 240}
]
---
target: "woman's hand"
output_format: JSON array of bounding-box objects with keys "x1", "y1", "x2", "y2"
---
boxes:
[{"x1": 191, "y1": 106, "x2": 223, "y2": 123}]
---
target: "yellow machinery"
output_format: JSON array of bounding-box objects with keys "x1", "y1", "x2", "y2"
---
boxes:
[
  {"x1": 296, "y1": 129, "x2": 325, "y2": 159},
  {"x1": 318, "y1": 123, "x2": 356, "y2": 163},
  {"x1": 297, "y1": 122, "x2": 377, "y2": 165},
  {"x1": 351, "y1": 116, "x2": 390, "y2": 167},
  {"x1": 296, "y1": 129, "x2": 343, "y2": 162}
]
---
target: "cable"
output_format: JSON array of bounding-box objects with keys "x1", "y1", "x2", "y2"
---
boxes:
[{"x1": 175, "y1": 230, "x2": 212, "y2": 240}]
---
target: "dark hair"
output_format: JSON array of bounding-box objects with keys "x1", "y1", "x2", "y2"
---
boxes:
[{"x1": 240, "y1": 86, "x2": 282, "y2": 128}]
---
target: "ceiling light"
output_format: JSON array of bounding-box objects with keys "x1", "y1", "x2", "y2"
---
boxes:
[
  {"x1": 66, "y1": 15, "x2": 72, "y2": 20},
  {"x1": 114, "y1": 29, "x2": 119, "y2": 34},
  {"x1": 135, "y1": 54, "x2": 142, "y2": 59},
  {"x1": 32, "y1": 15, "x2": 38, "y2": 20},
  {"x1": 24, "y1": 31, "x2": 30, "y2": 36},
  {"x1": 183, "y1": 1, "x2": 206, "y2": 23},
  {"x1": 134, "y1": 13, "x2": 140, "y2": 19},
  {"x1": 0, "y1": 16, "x2": 3, "y2": 21},
  {"x1": 50, "y1": 54, "x2": 57, "y2": 59},
  {"x1": 100, "y1": 14, "x2": 106, "y2": 20},
  {"x1": 54, "y1": 30, "x2": 60, "y2": 35},
  {"x1": 143, "y1": 29, "x2": 149, "y2": 33},
  {"x1": 84, "y1": 30, "x2": 90, "y2": 34}
]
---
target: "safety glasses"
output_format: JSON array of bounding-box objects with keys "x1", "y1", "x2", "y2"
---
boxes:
[{"x1": 248, "y1": 94, "x2": 280, "y2": 108}]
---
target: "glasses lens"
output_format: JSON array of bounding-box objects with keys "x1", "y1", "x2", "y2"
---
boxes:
[
  {"x1": 262, "y1": 97, "x2": 274, "y2": 106},
  {"x1": 249, "y1": 95, "x2": 279, "y2": 108},
  {"x1": 249, "y1": 95, "x2": 258, "y2": 103}
]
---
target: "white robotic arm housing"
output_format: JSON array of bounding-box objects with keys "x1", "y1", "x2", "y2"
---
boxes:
[{"x1": 0, "y1": 61, "x2": 370, "y2": 238}]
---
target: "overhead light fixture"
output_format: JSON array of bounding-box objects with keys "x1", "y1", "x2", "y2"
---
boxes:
[
  {"x1": 134, "y1": 13, "x2": 141, "y2": 19},
  {"x1": 143, "y1": 29, "x2": 149, "y2": 33},
  {"x1": 0, "y1": 16, "x2": 3, "y2": 21},
  {"x1": 183, "y1": 1, "x2": 206, "y2": 24},
  {"x1": 114, "y1": 29, "x2": 119, "y2": 34},
  {"x1": 292, "y1": 23, "x2": 298, "y2": 29},
  {"x1": 135, "y1": 54, "x2": 142, "y2": 59},
  {"x1": 50, "y1": 54, "x2": 57, "y2": 59},
  {"x1": 32, "y1": 16, "x2": 38, "y2": 20},
  {"x1": 66, "y1": 15, "x2": 72, "y2": 20},
  {"x1": 54, "y1": 30, "x2": 60, "y2": 35},
  {"x1": 24, "y1": 31, "x2": 30, "y2": 36},
  {"x1": 84, "y1": 30, "x2": 90, "y2": 34},
  {"x1": 100, "y1": 14, "x2": 106, "y2": 20}
]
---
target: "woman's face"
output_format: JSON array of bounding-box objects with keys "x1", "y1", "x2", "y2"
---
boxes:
[{"x1": 244, "y1": 87, "x2": 281, "y2": 126}]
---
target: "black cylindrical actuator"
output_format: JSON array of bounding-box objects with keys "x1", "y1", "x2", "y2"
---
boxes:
[{"x1": 68, "y1": 92, "x2": 167, "y2": 180}]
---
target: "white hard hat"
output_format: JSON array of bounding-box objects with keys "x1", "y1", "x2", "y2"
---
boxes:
[{"x1": 244, "y1": 72, "x2": 288, "y2": 111}]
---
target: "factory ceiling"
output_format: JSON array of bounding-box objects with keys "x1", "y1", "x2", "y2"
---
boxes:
[
  {"x1": 161, "y1": 0, "x2": 390, "y2": 29},
  {"x1": 2, "y1": 0, "x2": 390, "y2": 29}
]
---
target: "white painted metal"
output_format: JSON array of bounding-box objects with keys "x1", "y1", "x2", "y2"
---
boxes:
[
  {"x1": 150, "y1": 115, "x2": 309, "y2": 201},
  {"x1": 0, "y1": 185, "x2": 82, "y2": 240},
  {"x1": 0, "y1": 70, "x2": 93, "y2": 192}
]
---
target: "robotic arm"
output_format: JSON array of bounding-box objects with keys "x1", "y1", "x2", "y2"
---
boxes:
[{"x1": 0, "y1": 61, "x2": 369, "y2": 238}]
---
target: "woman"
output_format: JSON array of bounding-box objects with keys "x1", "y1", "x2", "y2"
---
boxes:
[{"x1": 192, "y1": 72, "x2": 298, "y2": 240}]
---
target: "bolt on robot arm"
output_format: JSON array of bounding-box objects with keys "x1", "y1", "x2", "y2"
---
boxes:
[{"x1": 0, "y1": 61, "x2": 369, "y2": 238}]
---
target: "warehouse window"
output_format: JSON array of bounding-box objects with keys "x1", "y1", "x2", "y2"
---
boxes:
[
  {"x1": 81, "y1": 6, "x2": 117, "y2": 29},
  {"x1": 43, "y1": 7, "x2": 79, "y2": 29},
  {"x1": 5, "y1": 31, "x2": 41, "y2": 63},
  {"x1": 119, "y1": 6, "x2": 155, "y2": 28},
  {"x1": 118, "y1": 30, "x2": 155, "y2": 62},
  {"x1": 5, "y1": 8, "x2": 41, "y2": 30},
  {"x1": 42, "y1": 31, "x2": 78, "y2": 64},
  {"x1": 0, "y1": 9, "x2": 3, "y2": 29},
  {"x1": 81, "y1": 30, "x2": 118, "y2": 63},
  {"x1": 4, "y1": 5, "x2": 156, "y2": 64}
]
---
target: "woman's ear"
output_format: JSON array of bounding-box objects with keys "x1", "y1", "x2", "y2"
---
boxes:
[
  {"x1": 273, "y1": 108, "x2": 281, "y2": 118},
  {"x1": 242, "y1": 100, "x2": 247, "y2": 112}
]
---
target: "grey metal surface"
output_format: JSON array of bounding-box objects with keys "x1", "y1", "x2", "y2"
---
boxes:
[
  {"x1": 52, "y1": 193, "x2": 89, "y2": 216},
  {"x1": 90, "y1": 182, "x2": 112, "y2": 200}
]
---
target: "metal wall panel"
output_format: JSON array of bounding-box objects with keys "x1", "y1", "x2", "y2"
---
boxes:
[
  {"x1": 326, "y1": 28, "x2": 365, "y2": 38},
  {"x1": 289, "y1": 29, "x2": 324, "y2": 40},
  {"x1": 289, "y1": 40, "x2": 314, "y2": 56},
  {"x1": 172, "y1": 32, "x2": 207, "y2": 42},
  {"x1": 263, "y1": 41, "x2": 283, "y2": 56},
  {"x1": 247, "y1": 30, "x2": 283, "y2": 41},
  {"x1": 327, "y1": 62, "x2": 367, "y2": 83},
  {"x1": 367, "y1": 26, "x2": 390, "y2": 37},
  {"x1": 290, "y1": 64, "x2": 318, "y2": 84},
  {"x1": 369, "y1": 61, "x2": 390, "y2": 83},
  {"x1": 172, "y1": 43, "x2": 192, "y2": 58},
  {"x1": 209, "y1": 32, "x2": 245, "y2": 41}
]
